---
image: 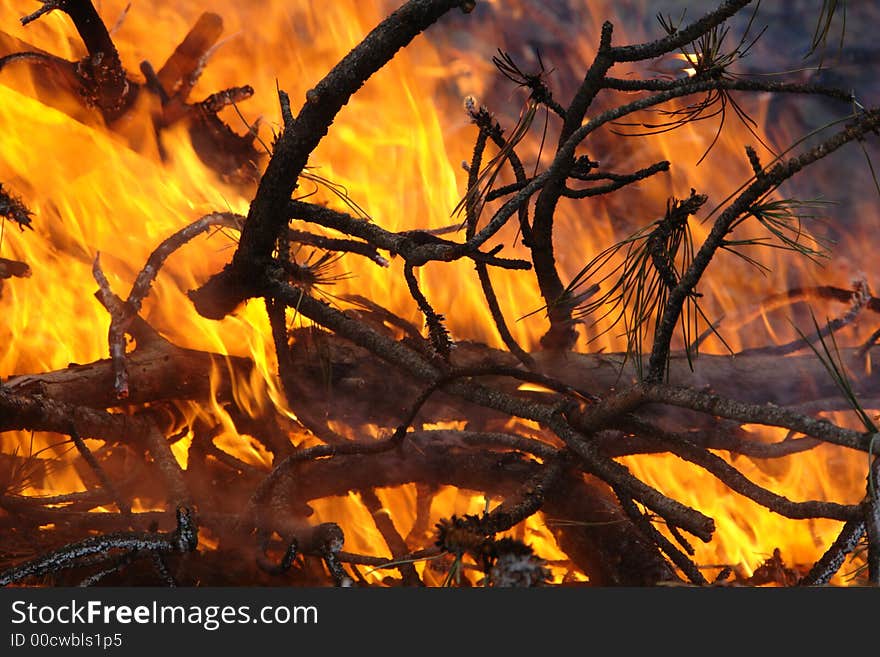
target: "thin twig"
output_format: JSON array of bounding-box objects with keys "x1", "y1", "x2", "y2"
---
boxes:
[{"x1": 67, "y1": 423, "x2": 130, "y2": 515}]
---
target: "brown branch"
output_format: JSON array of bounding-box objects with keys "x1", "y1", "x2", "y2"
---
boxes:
[
  {"x1": 154, "y1": 11, "x2": 224, "y2": 102},
  {"x1": 465, "y1": 107, "x2": 534, "y2": 367},
  {"x1": 608, "y1": 0, "x2": 754, "y2": 63},
  {"x1": 286, "y1": 228, "x2": 387, "y2": 265},
  {"x1": 90, "y1": 214, "x2": 241, "y2": 398},
  {"x1": 140, "y1": 420, "x2": 190, "y2": 508},
  {"x1": 562, "y1": 161, "x2": 670, "y2": 199},
  {"x1": 0, "y1": 384, "x2": 150, "y2": 438},
  {"x1": 92, "y1": 254, "x2": 130, "y2": 398},
  {"x1": 602, "y1": 77, "x2": 854, "y2": 103},
  {"x1": 614, "y1": 489, "x2": 707, "y2": 585},
  {"x1": 403, "y1": 262, "x2": 452, "y2": 358},
  {"x1": 481, "y1": 458, "x2": 567, "y2": 535},
  {"x1": 623, "y1": 418, "x2": 861, "y2": 521},
  {"x1": 593, "y1": 424, "x2": 821, "y2": 459},
  {"x1": 67, "y1": 423, "x2": 130, "y2": 515},
  {"x1": 547, "y1": 415, "x2": 714, "y2": 541},
  {"x1": 285, "y1": 200, "x2": 530, "y2": 269}
]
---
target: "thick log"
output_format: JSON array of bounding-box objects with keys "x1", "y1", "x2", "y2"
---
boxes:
[
  {"x1": 4, "y1": 332, "x2": 254, "y2": 409},
  {"x1": 531, "y1": 347, "x2": 878, "y2": 407},
  {"x1": 284, "y1": 329, "x2": 879, "y2": 432},
  {"x1": 5, "y1": 326, "x2": 873, "y2": 428}
]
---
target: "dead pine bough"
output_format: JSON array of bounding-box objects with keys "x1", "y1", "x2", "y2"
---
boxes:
[{"x1": 1, "y1": 0, "x2": 880, "y2": 587}]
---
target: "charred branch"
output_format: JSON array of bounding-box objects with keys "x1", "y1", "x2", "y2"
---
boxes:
[
  {"x1": 562, "y1": 161, "x2": 670, "y2": 199},
  {"x1": 286, "y1": 200, "x2": 530, "y2": 270},
  {"x1": 359, "y1": 488, "x2": 423, "y2": 586},
  {"x1": 20, "y1": 0, "x2": 137, "y2": 123},
  {"x1": 0, "y1": 506, "x2": 197, "y2": 586},
  {"x1": 464, "y1": 105, "x2": 534, "y2": 367},
  {"x1": 67, "y1": 423, "x2": 129, "y2": 515},
  {"x1": 188, "y1": 0, "x2": 478, "y2": 319},
  {"x1": 6, "y1": 3, "x2": 260, "y2": 180},
  {"x1": 798, "y1": 519, "x2": 865, "y2": 586},
  {"x1": 153, "y1": 12, "x2": 224, "y2": 104},
  {"x1": 647, "y1": 109, "x2": 880, "y2": 381},
  {"x1": 614, "y1": 489, "x2": 707, "y2": 585},
  {"x1": 0, "y1": 182, "x2": 33, "y2": 230},
  {"x1": 0, "y1": 257, "x2": 30, "y2": 280}
]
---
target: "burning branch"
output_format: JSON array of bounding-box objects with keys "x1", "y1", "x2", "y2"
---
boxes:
[{"x1": 19, "y1": 0, "x2": 136, "y2": 122}]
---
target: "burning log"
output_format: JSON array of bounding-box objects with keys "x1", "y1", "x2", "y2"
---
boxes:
[
  {"x1": 2, "y1": 0, "x2": 880, "y2": 588},
  {"x1": 3, "y1": 319, "x2": 253, "y2": 409},
  {"x1": 147, "y1": 12, "x2": 224, "y2": 108}
]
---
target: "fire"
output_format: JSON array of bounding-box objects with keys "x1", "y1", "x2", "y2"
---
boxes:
[{"x1": 0, "y1": 0, "x2": 874, "y2": 585}]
